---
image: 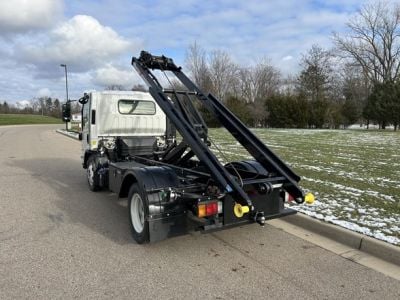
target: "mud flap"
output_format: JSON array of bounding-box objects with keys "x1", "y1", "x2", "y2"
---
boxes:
[{"x1": 148, "y1": 213, "x2": 188, "y2": 243}]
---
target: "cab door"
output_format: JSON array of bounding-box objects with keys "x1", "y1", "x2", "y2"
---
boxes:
[{"x1": 81, "y1": 97, "x2": 91, "y2": 154}]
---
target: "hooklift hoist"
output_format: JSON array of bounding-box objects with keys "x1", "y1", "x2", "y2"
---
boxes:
[{"x1": 79, "y1": 51, "x2": 314, "y2": 244}]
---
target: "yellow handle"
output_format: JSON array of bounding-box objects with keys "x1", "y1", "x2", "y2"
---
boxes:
[
  {"x1": 234, "y1": 203, "x2": 250, "y2": 218},
  {"x1": 305, "y1": 193, "x2": 315, "y2": 204}
]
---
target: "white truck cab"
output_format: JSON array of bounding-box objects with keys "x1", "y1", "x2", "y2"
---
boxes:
[{"x1": 81, "y1": 90, "x2": 167, "y2": 159}]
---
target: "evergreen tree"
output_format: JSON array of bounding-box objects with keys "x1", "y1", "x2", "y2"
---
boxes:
[{"x1": 2, "y1": 101, "x2": 9, "y2": 114}]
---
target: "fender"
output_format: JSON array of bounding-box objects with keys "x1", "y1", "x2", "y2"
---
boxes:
[{"x1": 118, "y1": 165, "x2": 179, "y2": 198}]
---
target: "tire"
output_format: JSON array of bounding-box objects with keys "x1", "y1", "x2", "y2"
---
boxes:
[
  {"x1": 87, "y1": 155, "x2": 101, "y2": 191},
  {"x1": 128, "y1": 183, "x2": 150, "y2": 244}
]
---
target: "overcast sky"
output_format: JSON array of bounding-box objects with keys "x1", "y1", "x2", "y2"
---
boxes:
[{"x1": 0, "y1": 0, "x2": 380, "y2": 104}]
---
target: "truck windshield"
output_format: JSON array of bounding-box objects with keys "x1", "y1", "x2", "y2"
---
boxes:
[{"x1": 118, "y1": 100, "x2": 156, "y2": 115}]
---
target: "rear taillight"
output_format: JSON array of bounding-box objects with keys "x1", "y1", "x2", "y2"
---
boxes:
[
  {"x1": 284, "y1": 192, "x2": 295, "y2": 202},
  {"x1": 198, "y1": 201, "x2": 219, "y2": 218}
]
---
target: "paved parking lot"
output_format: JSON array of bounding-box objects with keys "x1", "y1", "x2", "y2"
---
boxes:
[{"x1": 0, "y1": 125, "x2": 399, "y2": 299}]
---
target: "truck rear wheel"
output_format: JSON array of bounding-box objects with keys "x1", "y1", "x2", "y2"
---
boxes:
[
  {"x1": 128, "y1": 183, "x2": 150, "y2": 244},
  {"x1": 87, "y1": 155, "x2": 101, "y2": 191}
]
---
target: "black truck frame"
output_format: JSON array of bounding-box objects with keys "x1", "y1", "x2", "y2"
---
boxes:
[{"x1": 83, "y1": 51, "x2": 306, "y2": 243}]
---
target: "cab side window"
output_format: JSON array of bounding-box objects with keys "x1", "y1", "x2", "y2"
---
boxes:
[
  {"x1": 118, "y1": 100, "x2": 156, "y2": 115},
  {"x1": 82, "y1": 102, "x2": 90, "y2": 130}
]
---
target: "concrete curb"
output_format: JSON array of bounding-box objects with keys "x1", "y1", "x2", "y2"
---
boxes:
[
  {"x1": 56, "y1": 129, "x2": 79, "y2": 140},
  {"x1": 283, "y1": 213, "x2": 400, "y2": 266}
]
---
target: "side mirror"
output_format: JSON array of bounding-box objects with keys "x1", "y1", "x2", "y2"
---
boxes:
[
  {"x1": 79, "y1": 93, "x2": 89, "y2": 105},
  {"x1": 62, "y1": 102, "x2": 71, "y2": 122}
]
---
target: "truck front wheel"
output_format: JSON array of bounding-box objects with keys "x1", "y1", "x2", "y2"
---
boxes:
[
  {"x1": 128, "y1": 183, "x2": 150, "y2": 244},
  {"x1": 87, "y1": 155, "x2": 101, "y2": 191}
]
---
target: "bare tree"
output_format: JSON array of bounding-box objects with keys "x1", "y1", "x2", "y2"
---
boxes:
[
  {"x1": 280, "y1": 75, "x2": 298, "y2": 95},
  {"x1": 237, "y1": 59, "x2": 280, "y2": 127},
  {"x1": 186, "y1": 44, "x2": 240, "y2": 100},
  {"x1": 208, "y1": 50, "x2": 239, "y2": 101},
  {"x1": 30, "y1": 98, "x2": 40, "y2": 113},
  {"x1": 341, "y1": 64, "x2": 371, "y2": 112},
  {"x1": 254, "y1": 59, "x2": 281, "y2": 101},
  {"x1": 185, "y1": 42, "x2": 213, "y2": 92},
  {"x1": 131, "y1": 84, "x2": 148, "y2": 92},
  {"x1": 333, "y1": 1, "x2": 400, "y2": 83},
  {"x1": 37, "y1": 97, "x2": 47, "y2": 116},
  {"x1": 106, "y1": 84, "x2": 125, "y2": 91},
  {"x1": 238, "y1": 67, "x2": 253, "y2": 102},
  {"x1": 238, "y1": 59, "x2": 280, "y2": 103}
]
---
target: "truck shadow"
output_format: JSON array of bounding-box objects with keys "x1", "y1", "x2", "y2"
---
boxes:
[
  {"x1": 10, "y1": 157, "x2": 134, "y2": 245},
  {"x1": 9, "y1": 157, "x2": 249, "y2": 249}
]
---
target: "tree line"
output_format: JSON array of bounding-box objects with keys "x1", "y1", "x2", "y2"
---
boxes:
[
  {"x1": 0, "y1": 97, "x2": 66, "y2": 118},
  {"x1": 185, "y1": 1, "x2": 400, "y2": 130},
  {"x1": 2, "y1": 2, "x2": 399, "y2": 130}
]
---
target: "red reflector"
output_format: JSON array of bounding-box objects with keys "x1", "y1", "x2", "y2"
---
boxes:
[
  {"x1": 205, "y1": 202, "x2": 218, "y2": 216},
  {"x1": 285, "y1": 192, "x2": 295, "y2": 202}
]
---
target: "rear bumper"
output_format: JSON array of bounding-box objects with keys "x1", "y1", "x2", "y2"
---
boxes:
[
  {"x1": 147, "y1": 187, "x2": 295, "y2": 242},
  {"x1": 147, "y1": 207, "x2": 296, "y2": 242},
  {"x1": 199, "y1": 207, "x2": 297, "y2": 233}
]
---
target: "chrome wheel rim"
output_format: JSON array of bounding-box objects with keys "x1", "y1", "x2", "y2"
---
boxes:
[
  {"x1": 131, "y1": 193, "x2": 144, "y2": 233},
  {"x1": 87, "y1": 162, "x2": 95, "y2": 186}
]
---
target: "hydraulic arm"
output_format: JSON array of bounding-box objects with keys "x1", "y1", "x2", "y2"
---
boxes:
[{"x1": 131, "y1": 51, "x2": 305, "y2": 206}]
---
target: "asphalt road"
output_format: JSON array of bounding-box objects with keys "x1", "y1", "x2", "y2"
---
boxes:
[{"x1": 0, "y1": 124, "x2": 399, "y2": 299}]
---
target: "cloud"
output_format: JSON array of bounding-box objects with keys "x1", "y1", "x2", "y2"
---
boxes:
[
  {"x1": 16, "y1": 100, "x2": 31, "y2": 108},
  {"x1": 0, "y1": 0, "x2": 369, "y2": 102},
  {"x1": 121, "y1": 0, "x2": 355, "y2": 73},
  {"x1": 282, "y1": 56, "x2": 293, "y2": 61},
  {"x1": 18, "y1": 15, "x2": 139, "y2": 75},
  {"x1": 92, "y1": 64, "x2": 140, "y2": 89},
  {"x1": 36, "y1": 88, "x2": 51, "y2": 97},
  {"x1": 0, "y1": 0, "x2": 63, "y2": 34}
]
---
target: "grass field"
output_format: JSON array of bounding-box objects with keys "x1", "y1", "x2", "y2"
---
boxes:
[
  {"x1": 0, "y1": 114, "x2": 62, "y2": 125},
  {"x1": 209, "y1": 128, "x2": 400, "y2": 245}
]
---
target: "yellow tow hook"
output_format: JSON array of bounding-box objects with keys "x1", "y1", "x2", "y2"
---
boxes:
[
  {"x1": 305, "y1": 192, "x2": 315, "y2": 204},
  {"x1": 233, "y1": 203, "x2": 250, "y2": 218}
]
